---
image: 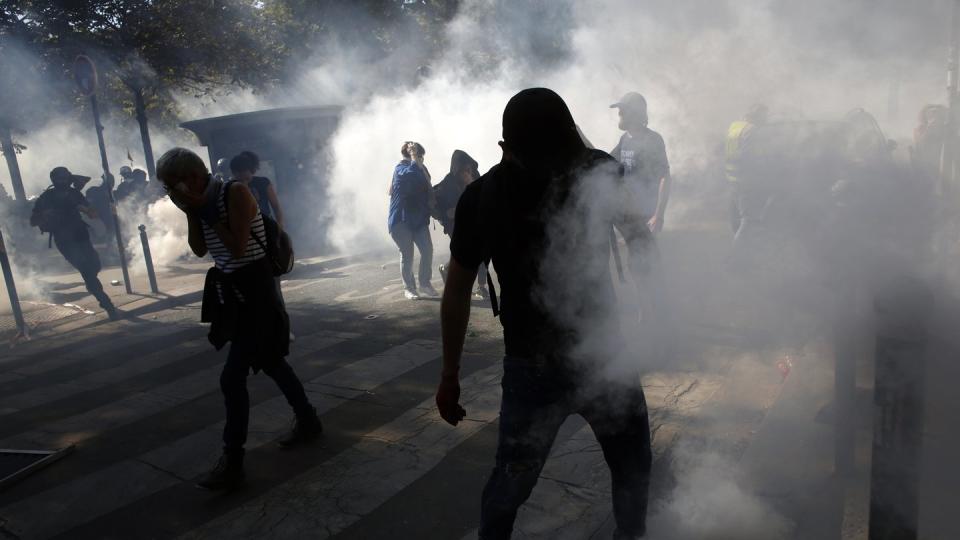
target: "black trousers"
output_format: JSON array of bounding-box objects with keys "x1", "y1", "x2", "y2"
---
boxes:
[
  {"x1": 480, "y1": 359, "x2": 652, "y2": 539},
  {"x1": 220, "y1": 336, "x2": 313, "y2": 453},
  {"x1": 54, "y1": 234, "x2": 113, "y2": 310}
]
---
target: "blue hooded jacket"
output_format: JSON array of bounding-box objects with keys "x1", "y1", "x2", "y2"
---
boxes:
[{"x1": 388, "y1": 159, "x2": 431, "y2": 232}]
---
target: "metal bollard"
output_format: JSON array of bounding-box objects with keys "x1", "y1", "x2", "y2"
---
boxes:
[
  {"x1": 0, "y1": 228, "x2": 28, "y2": 338},
  {"x1": 833, "y1": 284, "x2": 858, "y2": 476},
  {"x1": 868, "y1": 277, "x2": 930, "y2": 540},
  {"x1": 138, "y1": 224, "x2": 159, "y2": 294}
]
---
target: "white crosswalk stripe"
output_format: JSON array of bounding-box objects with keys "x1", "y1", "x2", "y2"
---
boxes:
[
  {"x1": 0, "y1": 321, "x2": 780, "y2": 540},
  {"x1": 0, "y1": 331, "x2": 357, "y2": 450},
  {"x1": 0, "y1": 338, "x2": 440, "y2": 539},
  {"x1": 178, "y1": 362, "x2": 504, "y2": 540},
  {"x1": 0, "y1": 337, "x2": 210, "y2": 416}
]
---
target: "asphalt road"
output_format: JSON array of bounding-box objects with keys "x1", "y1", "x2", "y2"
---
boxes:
[{"x1": 0, "y1": 226, "x2": 853, "y2": 540}]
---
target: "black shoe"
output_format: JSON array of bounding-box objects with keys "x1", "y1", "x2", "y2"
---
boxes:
[
  {"x1": 105, "y1": 306, "x2": 122, "y2": 321},
  {"x1": 277, "y1": 410, "x2": 323, "y2": 448},
  {"x1": 196, "y1": 453, "x2": 245, "y2": 491}
]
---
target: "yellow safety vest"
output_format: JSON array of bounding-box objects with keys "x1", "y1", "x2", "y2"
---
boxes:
[{"x1": 725, "y1": 120, "x2": 752, "y2": 183}]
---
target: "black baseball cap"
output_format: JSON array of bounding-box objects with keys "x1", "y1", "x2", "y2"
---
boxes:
[{"x1": 50, "y1": 166, "x2": 91, "y2": 185}]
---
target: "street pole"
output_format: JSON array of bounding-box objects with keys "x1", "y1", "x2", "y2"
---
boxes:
[
  {"x1": 0, "y1": 125, "x2": 26, "y2": 202},
  {"x1": 75, "y1": 55, "x2": 132, "y2": 295},
  {"x1": 89, "y1": 93, "x2": 132, "y2": 295},
  {"x1": 132, "y1": 87, "x2": 157, "y2": 181},
  {"x1": 138, "y1": 224, "x2": 159, "y2": 294},
  {"x1": 0, "y1": 228, "x2": 28, "y2": 339}
]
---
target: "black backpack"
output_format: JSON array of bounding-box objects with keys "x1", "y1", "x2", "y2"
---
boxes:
[{"x1": 224, "y1": 181, "x2": 294, "y2": 276}]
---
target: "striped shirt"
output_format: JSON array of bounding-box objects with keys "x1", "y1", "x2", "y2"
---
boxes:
[{"x1": 202, "y1": 182, "x2": 266, "y2": 273}]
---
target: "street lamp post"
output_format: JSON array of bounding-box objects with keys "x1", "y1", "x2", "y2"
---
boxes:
[{"x1": 73, "y1": 55, "x2": 132, "y2": 294}]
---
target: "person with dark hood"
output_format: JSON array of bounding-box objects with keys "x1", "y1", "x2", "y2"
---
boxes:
[
  {"x1": 433, "y1": 149, "x2": 489, "y2": 299},
  {"x1": 156, "y1": 148, "x2": 322, "y2": 491},
  {"x1": 435, "y1": 88, "x2": 654, "y2": 539},
  {"x1": 388, "y1": 141, "x2": 439, "y2": 300},
  {"x1": 30, "y1": 167, "x2": 119, "y2": 320}
]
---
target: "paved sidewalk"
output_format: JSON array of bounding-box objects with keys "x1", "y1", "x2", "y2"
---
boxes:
[{"x1": 0, "y1": 251, "x2": 378, "y2": 344}]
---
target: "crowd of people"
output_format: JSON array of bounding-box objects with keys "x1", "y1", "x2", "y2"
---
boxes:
[
  {"x1": 18, "y1": 81, "x2": 942, "y2": 539},
  {"x1": 18, "y1": 86, "x2": 675, "y2": 539},
  {"x1": 386, "y1": 90, "x2": 672, "y2": 305},
  {"x1": 144, "y1": 86, "x2": 672, "y2": 539}
]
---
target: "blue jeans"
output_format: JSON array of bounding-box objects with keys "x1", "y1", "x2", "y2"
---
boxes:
[
  {"x1": 390, "y1": 222, "x2": 433, "y2": 292},
  {"x1": 480, "y1": 359, "x2": 652, "y2": 539}
]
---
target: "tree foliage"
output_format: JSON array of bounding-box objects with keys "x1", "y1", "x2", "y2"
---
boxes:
[{"x1": 0, "y1": 0, "x2": 461, "y2": 131}]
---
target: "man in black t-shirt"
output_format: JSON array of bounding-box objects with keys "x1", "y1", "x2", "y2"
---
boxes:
[
  {"x1": 31, "y1": 167, "x2": 118, "y2": 319},
  {"x1": 436, "y1": 88, "x2": 654, "y2": 539},
  {"x1": 610, "y1": 92, "x2": 671, "y2": 233}
]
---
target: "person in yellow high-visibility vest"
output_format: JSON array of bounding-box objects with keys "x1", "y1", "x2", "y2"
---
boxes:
[{"x1": 725, "y1": 104, "x2": 768, "y2": 233}]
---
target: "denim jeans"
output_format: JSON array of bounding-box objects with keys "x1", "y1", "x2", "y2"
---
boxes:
[
  {"x1": 221, "y1": 338, "x2": 313, "y2": 453},
  {"x1": 479, "y1": 359, "x2": 652, "y2": 539},
  {"x1": 55, "y1": 235, "x2": 113, "y2": 310},
  {"x1": 390, "y1": 222, "x2": 433, "y2": 292}
]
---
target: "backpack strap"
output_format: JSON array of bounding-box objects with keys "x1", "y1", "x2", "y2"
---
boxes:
[{"x1": 478, "y1": 171, "x2": 501, "y2": 317}]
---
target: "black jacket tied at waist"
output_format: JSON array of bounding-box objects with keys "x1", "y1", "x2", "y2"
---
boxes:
[{"x1": 201, "y1": 259, "x2": 289, "y2": 372}]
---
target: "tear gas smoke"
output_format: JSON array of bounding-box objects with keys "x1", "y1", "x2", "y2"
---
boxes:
[
  {"x1": 647, "y1": 445, "x2": 792, "y2": 540},
  {"x1": 0, "y1": 0, "x2": 957, "y2": 536}
]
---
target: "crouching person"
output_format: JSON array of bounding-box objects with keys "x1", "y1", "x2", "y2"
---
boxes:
[{"x1": 156, "y1": 148, "x2": 322, "y2": 490}]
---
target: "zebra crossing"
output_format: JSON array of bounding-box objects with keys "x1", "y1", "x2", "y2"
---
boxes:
[{"x1": 0, "y1": 314, "x2": 791, "y2": 540}]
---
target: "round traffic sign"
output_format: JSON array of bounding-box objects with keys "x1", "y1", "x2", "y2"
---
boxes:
[{"x1": 73, "y1": 55, "x2": 98, "y2": 97}]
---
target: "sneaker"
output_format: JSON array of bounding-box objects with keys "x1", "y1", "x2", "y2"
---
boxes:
[
  {"x1": 474, "y1": 286, "x2": 490, "y2": 300},
  {"x1": 438, "y1": 264, "x2": 448, "y2": 284},
  {"x1": 404, "y1": 289, "x2": 420, "y2": 300},
  {"x1": 420, "y1": 284, "x2": 440, "y2": 297},
  {"x1": 277, "y1": 411, "x2": 323, "y2": 448},
  {"x1": 196, "y1": 453, "x2": 245, "y2": 491}
]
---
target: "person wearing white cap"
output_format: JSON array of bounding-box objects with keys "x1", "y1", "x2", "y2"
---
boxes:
[{"x1": 610, "y1": 92, "x2": 672, "y2": 233}]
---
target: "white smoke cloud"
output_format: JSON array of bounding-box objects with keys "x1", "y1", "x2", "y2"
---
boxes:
[
  {"x1": 123, "y1": 197, "x2": 193, "y2": 276},
  {"x1": 648, "y1": 446, "x2": 793, "y2": 540}
]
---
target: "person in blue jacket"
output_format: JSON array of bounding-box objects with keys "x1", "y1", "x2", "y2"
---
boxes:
[{"x1": 388, "y1": 141, "x2": 439, "y2": 300}]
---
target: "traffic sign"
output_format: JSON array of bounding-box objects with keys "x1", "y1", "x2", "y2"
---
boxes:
[{"x1": 73, "y1": 55, "x2": 98, "y2": 97}]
